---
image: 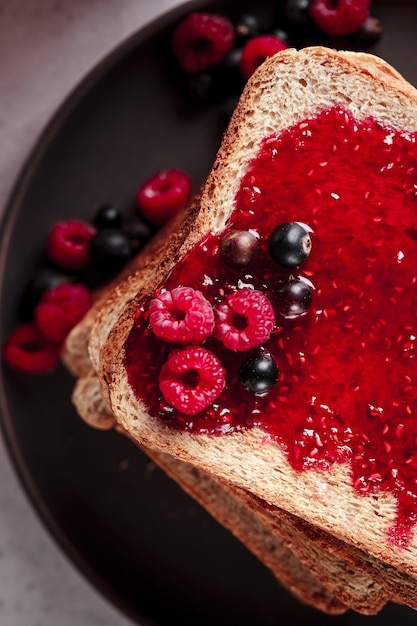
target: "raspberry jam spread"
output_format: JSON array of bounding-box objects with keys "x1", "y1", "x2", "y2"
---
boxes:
[{"x1": 125, "y1": 105, "x2": 417, "y2": 545}]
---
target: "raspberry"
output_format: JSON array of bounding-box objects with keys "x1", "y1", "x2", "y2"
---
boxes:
[
  {"x1": 2, "y1": 322, "x2": 61, "y2": 374},
  {"x1": 159, "y1": 346, "x2": 225, "y2": 415},
  {"x1": 239, "y1": 35, "x2": 288, "y2": 80},
  {"x1": 309, "y1": 0, "x2": 371, "y2": 36},
  {"x1": 46, "y1": 219, "x2": 95, "y2": 271},
  {"x1": 35, "y1": 283, "x2": 92, "y2": 343},
  {"x1": 172, "y1": 12, "x2": 234, "y2": 73},
  {"x1": 214, "y1": 288, "x2": 275, "y2": 351},
  {"x1": 136, "y1": 169, "x2": 192, "y2": 225},
  {"x1": 149, "y1": 287, "x2": 214, "y2": 344}
]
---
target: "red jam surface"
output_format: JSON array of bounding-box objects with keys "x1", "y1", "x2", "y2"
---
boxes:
[{"x1": 125, "y1": 106, "x2": 417, "y2": 545}]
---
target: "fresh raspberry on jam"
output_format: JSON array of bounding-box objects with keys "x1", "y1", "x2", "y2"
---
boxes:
[
  {"x1": 148, "y1": 286, "x2": 214, "y2": 344},
  {"x1": 239, "y1": 35, "x2": 288, "y2": 80},
  {"x1": 309, "y1": 0, "x2": 371, "y2": 36},
  {"x1": 136, "y1": 169, "x2": 192, "y2": 225},
  {"x1": 172, "y1": 12, "x2": 234, "y2": 74},
  {"x1": 35, "y1": 283, "x2": 92, "y2": 343},
  {"x1": 214, "y1": 288, "x2": 275, "y2": 351},
  {"x1": 2, "y1": 322, "x2": 61, "y2": 374},
  {"x1": 159, "y1": 346, "x2": 226, "y2": 415},
  {"x1": 46, "y1": 219, "x2": 95, "y2": 271}
]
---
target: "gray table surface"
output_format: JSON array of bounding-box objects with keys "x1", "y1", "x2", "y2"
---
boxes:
[{"x1": 0, "y1": 1, "x2": 184, "y2": 624}]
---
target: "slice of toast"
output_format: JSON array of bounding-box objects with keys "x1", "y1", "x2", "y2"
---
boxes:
[
  {"x1": 64, "y1": 242, "x2": 391, "y2": 612},
  {"x1": 64, "y1": 214, "x2": 389, "y2": 613},
  {"x1": 64, "y1": 234, "x2": 359, "y2": 614},
  {"x1": 89, "y1": 46, "x2": 417, "y2": 584}
]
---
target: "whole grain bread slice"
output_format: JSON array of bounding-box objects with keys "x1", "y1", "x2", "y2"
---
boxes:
[
  {"x1": 65, "y1": 250, "x2": 389, "y2": 613},
  {"x1": 62, "y1": 205, "x2": 360, "y2": 611},
  {"x1": 90, "y1": 46, "x2": 417, "y2": 581},
  {"x1": 65, "y1": 237, "x2": 391, "y2": 615},
  {"x1": 64, "y1": 187, "x2": 398, "y2": 613}
]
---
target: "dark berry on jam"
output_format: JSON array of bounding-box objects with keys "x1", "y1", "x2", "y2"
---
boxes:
[
  {"x1": 93, "y1": 204, "x2": 123, "y2": 230},
  {"x1": 276, "y1": 277, "x2": 313, "y2": 318},
  {"x1": 90, "y1": 229, "x2": 133, "y2": 273},
  {"x1": 239, "y1": 352, "x2": 279, "y2": 394},
  {"x1": 268, "y1": 222, "x2": 312, "y2": 268},
  {"x1": 235, "y1": 13, "x2": 267, "y2": 41},
  {"x1": 221, "y1": 229, "x2": 259, "y2": 268}
]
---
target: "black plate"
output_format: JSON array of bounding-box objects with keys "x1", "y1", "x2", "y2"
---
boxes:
[{"x1": 1, "y1": 1, "x2": 417, "y2": 625}]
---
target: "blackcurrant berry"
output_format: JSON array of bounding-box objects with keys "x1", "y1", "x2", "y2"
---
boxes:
[
  {"x1": 276, "y1": 277, "x2": 313, "y2": 318},
  {"x1": 124, "y1": 217, "x2": 155, "y2": 253},
  {"x1": 184, "y1": 70, "x2": 218, "y2": 104},
  {"x1": 219, "y1": 48, "x2": 246, "y2": 96},
  {"x1": 90, "y1": 229, "x2": 133, "y2": 273},
  {"x1": 352, "y1": 16, "x2": 383, "y2": 47},
  {"x1": 235, "y1": 13, "x2": 266, "y2": 41},
  {"x1": 20, "y1": 267, "x2": 70, "y2": 319},
  {"x1": 284, "y1": 0, "x2": 311, "y2": 25},
  {"x1": 268, "y1": 222, "x2": 312, "y2": 268},
  {"x1": 271, "y1": 28, "x2": 290, "y2": 45},
  {"x1": 93, "y1": 204, "x2": 123, "y2": 230},
  {"x1": 240, "y1": 353, "x2": 279, "y2": 394},
  {"x1": 223, "y1": 47, "x2": 243, "y2": 72},
  {"x1": 221, "y1": 230, "x2": 259, "y2": 268}
]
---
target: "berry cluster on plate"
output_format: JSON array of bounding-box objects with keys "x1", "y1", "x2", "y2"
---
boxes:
[
  {"x1": 3, "y1": 170, "x2": 191, "y2": 374},
  {"x1": 2, "y1": 0, "x2": 380, "y2": 376},
  {"x1": 171, "y1": 0, "x2": 381, "y2": 107}
]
